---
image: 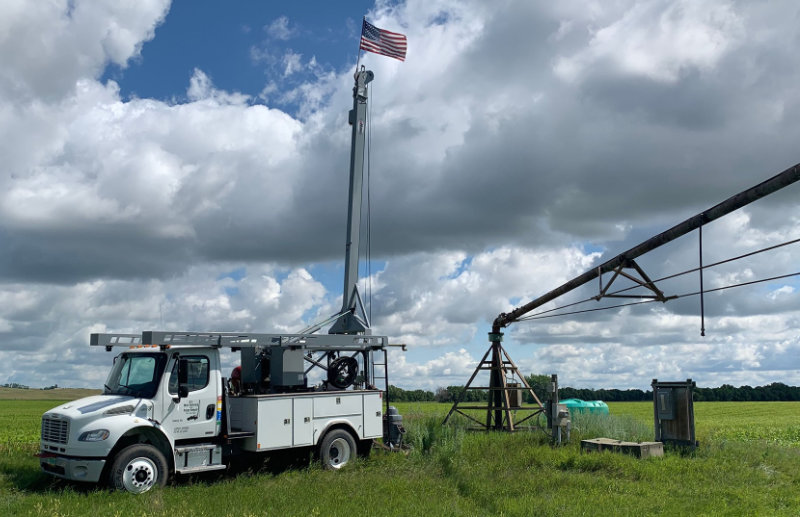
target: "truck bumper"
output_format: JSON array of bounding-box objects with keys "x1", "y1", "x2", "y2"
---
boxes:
[{"x1": 39, "y1": 453, "x2": 106, "y2": 483}]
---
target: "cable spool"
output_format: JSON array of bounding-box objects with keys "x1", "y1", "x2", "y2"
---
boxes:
[{"x1": 328, "y1": 356, "x2": 358, "y2": 389}]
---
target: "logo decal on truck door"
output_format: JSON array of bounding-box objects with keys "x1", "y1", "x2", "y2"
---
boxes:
[{"x1": 183, "y1": 400, "x2": 200, "y2": 419}]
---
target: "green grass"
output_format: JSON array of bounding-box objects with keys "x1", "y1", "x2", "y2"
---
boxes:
[
  {"x1": 1, "y1": 400, "x2": 69, "y2": 453},
  {"x1": 3, "y1": 399, "x2": 800, "y2": 516},
  {"x1": 0, "y1": 388, "x2": 100, "y2": 401},
  {"x1": 606, "y1": 401, "x2": 800, "y2": 446}
]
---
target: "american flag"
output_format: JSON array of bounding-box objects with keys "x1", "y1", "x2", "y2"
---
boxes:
[{"x1": 359, "y1": 19, "x2": 407, "y2": 62}]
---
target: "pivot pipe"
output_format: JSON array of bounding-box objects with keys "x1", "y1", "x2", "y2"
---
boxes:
[{"x1": 493, "y1": 162, "x2": 800, "y2": 331}]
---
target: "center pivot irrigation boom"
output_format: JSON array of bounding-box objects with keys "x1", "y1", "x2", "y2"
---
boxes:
[{"x1": 444, "y1": 162, "x2": 800, "y2": 432}]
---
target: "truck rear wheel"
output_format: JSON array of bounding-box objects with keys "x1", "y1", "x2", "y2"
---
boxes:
[
  {"x1": 358, "y1": 439, "x2": 373, "y2": 458},
  {"x1": 319, "y1": 429, "x2": 356, "y2": 469},
  {"x1": 109, "y1": 444, "x2": 168, "y2": 494}
]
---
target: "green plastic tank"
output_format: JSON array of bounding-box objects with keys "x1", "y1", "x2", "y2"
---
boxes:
[{"x1": 560, "y1": 398, "x2": 609, "y2": 415}]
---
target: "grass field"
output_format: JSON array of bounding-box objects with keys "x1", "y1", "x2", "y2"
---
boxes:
[
  {"x1": 2, "y1": 393, "x2": 799, "y2": 516},
  {"x1": 0, "y1": 388, "x2": 100, "y2": 401}
]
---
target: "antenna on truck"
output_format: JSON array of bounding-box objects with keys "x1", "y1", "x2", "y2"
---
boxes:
[{"x1": 328, "y1": 67, "x2": 374, "y2": 335}]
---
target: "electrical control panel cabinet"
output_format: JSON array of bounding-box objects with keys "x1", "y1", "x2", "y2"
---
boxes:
[
  {"x1": 652, "y1": 379, "x2": 697, "y2": 448},
  {"x1": 271, "y1": 348, "x2": 305, "y2": 388}
]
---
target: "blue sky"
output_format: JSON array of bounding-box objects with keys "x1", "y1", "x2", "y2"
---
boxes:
[{"x1": 103, "y1": 1, "x2": 375, "y2": 106}]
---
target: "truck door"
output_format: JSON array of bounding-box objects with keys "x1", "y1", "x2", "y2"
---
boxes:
[{"x1": 163, "y1": 352, "x2": 220, "y2": 440}]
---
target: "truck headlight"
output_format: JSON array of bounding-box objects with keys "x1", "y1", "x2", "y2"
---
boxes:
[{"x1": 78, "y1": 429, "x2": 110, "y2": 442}]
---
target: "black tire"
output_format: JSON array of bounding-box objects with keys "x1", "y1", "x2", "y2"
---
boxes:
[
  {"x1": 327, "y1": 357, "x2": 358, "y2": 389},
  {"x1": 108, "y1": 444, "x2": 168, "y2": 494},
  {"x1": 357, "y1": 439, "x2": 373, "y2": 458},
  {"x1": 319, "y1": 429, "x2": 356, "y2": 469}
]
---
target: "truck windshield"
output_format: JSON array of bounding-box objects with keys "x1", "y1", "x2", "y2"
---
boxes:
[{"x1": 103, "y1": 352, "x2": 167, "y2": 399}]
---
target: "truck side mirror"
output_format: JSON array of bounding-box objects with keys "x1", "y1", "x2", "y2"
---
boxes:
[
  {"x1": 172, "y1": 358, "x2": 190, "y2": 402},
  {"x1": 178, "y1": 358, "x2": 190, "y2": 399}
]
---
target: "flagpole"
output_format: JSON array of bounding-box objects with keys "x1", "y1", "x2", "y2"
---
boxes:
[{"x1": 355, "y1": 17, "x2": 365, "y2": 76}]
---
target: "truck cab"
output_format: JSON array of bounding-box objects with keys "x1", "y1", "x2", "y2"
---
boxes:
[{"x1": 39, "y1": 346, "x2": 221, "y2": 490}]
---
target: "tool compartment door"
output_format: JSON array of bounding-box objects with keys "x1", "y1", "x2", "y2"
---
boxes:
[
  {"x1": 362, "y1": 392, "x2": 383, "y2": 438},
  {"x1": 255, "y1": 398, "x2": 293, "y2": 450},
  {"x1": 313, "y1": 393, "x2": 361, "y2": 418},
  {"x1": 292, "y1": 397, "x2": 314, "y2": 446}
]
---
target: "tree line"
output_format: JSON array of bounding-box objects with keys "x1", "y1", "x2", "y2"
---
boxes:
[
  {"x1": 387, "y1": 376, "x2": 800, "y2": 403},
  {"x1": 2, "y1": 383, "x2": 59, "y2": 390},
  {"x1": 1, "y1": 383, "x2": 30, "y2": 389}
]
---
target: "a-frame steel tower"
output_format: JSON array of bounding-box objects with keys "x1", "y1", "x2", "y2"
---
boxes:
[{"x1": 443, "y1": 333, "x2": 544, "y2": 431}]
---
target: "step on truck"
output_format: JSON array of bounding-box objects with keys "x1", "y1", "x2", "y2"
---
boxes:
[{"x1": 39, "y1": 68, "x2": 406, "y2": 493}]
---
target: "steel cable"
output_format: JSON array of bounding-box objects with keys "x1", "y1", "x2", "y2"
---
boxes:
[
  {"x1": 515, "y1": 236, "x2": 800, "y2": 322},
  {"x1": 518, "y1": 270, "x2": 800, "y2": 322}
]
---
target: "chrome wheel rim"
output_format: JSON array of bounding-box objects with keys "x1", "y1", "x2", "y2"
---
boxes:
[
  {"x1": 327, "y1": 437, "x2": 352, "y2": 469},
  {"x1": 122, "y1": 456, "x2": 157, "y2": 493}
]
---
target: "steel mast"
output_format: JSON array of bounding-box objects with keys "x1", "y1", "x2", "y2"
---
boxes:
[{"x1": 329, "y1": 67, "x2": 374, "y2": 335}]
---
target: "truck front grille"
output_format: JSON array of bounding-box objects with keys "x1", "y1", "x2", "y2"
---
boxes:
[{"x1": 41, "y1": 417, "x2": 70, "y2": 444}]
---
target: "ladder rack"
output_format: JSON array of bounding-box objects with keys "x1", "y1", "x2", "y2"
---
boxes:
[{"x1": 90, "y1": 331, "x2": 389, "y2": 352}]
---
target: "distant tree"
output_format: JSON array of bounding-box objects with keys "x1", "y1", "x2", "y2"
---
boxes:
[
  {"x1": 718, "y1": 384, "x2": 735, "y2": 401},
  {"x1": 523, "y1": 374, "x2": 551, "y2": 403},
  {"x1": 628, "y1": 389, "x2": 647, "y2": 401},
  {"x1": 2, "y1": 383, "x2": 29, "y2": 389},
  {"x1": 443, "y1": 385, "x2": 487, "y2": 403},
  {"x1": 434, "y1": 387, "x2": 452, "y2": 403},
  {"x1": 387, "y1": 385, "x2": 435, "y2": 402},
  {"x1": 387, "y1": 385, "x2": 405, "y2": 402},
  {"x1": 398, "y1": 381, "x2": 800, "y2": 403}
]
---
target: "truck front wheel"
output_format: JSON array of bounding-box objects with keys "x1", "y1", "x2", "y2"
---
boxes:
[
  {"x1": 109, "y1": 444, "x2": 168, "y2": 494},
  {"x1": 319, "y1": 429, "x2": 356, "y2": 469}
]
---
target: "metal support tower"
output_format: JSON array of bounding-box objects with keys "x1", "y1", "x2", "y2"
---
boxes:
[
  {"x1": 443, "y1": 332, "x2": 544, "y2": 431},
  {"x1": 330, "y1": 67, "x2": 374, "y2": 335}
]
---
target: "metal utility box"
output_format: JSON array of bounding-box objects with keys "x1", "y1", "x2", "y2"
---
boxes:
[
  {"x1": 652, "y1": 378, "x2": 697, "y2": 448},
  {"x1": 655, "y1": 388, "x2": 675, "y2": 420},
  {"x1": 240, "y1": 346, "x2": 306, "y2": 390},
  {"x1": 270, "y1": 347, "x2": 305, "y2": 388},
  {"x1": 507, "y1": 383, "x2": 522, "y2": 407},
  {"x1": 554, "y1": 404, "x2": 570, "y2": 427},
  {"x1": 241, "y1": 347, "x2": 266, "y2": 386}
]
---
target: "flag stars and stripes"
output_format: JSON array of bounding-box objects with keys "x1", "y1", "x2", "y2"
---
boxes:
[{"x1": 360, "y1": 19, "x2": 407, "y2": 62}]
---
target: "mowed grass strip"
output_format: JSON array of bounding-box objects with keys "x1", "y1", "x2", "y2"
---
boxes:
[
  {"x1": 0, "y1": 388, "x2": 100, "y2": 401},
  {"x1": 2, "y1": 399, "x2": 800, "y2": 516}
]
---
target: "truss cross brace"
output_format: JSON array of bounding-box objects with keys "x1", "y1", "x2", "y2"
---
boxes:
[{"x1": 596, "y1": 259, "x2": 673, "y2": 302}]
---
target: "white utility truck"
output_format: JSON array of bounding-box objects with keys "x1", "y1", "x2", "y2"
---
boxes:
[{"x1": 38, "y1": 68, "x2": 405, "y2": 493}]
